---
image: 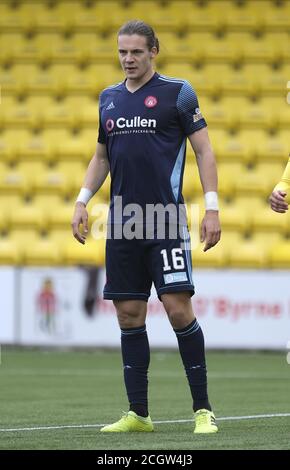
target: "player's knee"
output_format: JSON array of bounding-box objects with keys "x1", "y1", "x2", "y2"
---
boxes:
[
  {"x1": 113, "y1": 300, "x2": 146, "y2": 328},
  {"x1": 166, "y1": 308, "x2": 192, "y2": 329},
  {"x1": 163, "y1": 296, "x2": 195, "y2": 329}
]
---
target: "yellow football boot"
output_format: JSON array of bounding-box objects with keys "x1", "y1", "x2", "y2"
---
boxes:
[
  {"x1": 194, "y1": 409, "x2": 218, "y2": 434},
  {"x1": 100, "y1": 411, "x2": 154, "y2": 433}
]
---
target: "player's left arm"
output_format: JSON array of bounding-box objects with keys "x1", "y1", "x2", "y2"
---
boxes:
[{"x1": 188, "y1": 128, "x2": 221, "y2": 252}]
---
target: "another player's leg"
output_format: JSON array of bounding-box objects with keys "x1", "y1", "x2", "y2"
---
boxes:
[
  {"x1": 162, "y1": 291, "x2": 218, "y2": 434},
  {"x1": 100, "y1": 299, "x2": 153, "y2": 432}
]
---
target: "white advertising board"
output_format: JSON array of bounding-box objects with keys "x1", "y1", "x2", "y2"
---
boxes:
[
  {"x1": 0, "y1": 267, "x2": 16, "y2": 344},
  {"x1": 18, "y1": 268, "x2": 290, "y2": 349}
]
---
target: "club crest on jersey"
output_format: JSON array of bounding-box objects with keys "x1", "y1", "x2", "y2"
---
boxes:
[
  {"x1": 144, "y1": 96, "x2": 158, "y2": 108},
  {"x1": 106, "y1": 119, "x2": 115, "y2": 131}
]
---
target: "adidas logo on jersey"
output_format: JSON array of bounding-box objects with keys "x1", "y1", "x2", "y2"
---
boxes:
[{"x1": 106, "y1": 102, "x2": 115, "y2": 110}]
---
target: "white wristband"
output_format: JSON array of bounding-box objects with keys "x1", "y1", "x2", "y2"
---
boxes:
[
  {"x1": 76, "y1": 187, "x2": 93, "y2": 206},
  {"x1": 205, "y1": 191, "x2": 219, "y2": 211}
]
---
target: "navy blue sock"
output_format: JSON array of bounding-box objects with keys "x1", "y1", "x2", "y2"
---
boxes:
[
  {"x1": 174, "y1": 319, "x2": 211, "y2": 412},
  {"x1": 121, "y1": 324, "x2": 150, "y2": 417}
]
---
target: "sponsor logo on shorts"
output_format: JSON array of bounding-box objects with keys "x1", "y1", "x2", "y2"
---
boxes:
[{"x1": 164, "y1": 272, "x2": 188, "y2": 284}]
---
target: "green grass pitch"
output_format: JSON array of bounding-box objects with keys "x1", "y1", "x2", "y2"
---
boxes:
[{"x1": 0, "y1": 348, "x2": 289, "y2": 450}]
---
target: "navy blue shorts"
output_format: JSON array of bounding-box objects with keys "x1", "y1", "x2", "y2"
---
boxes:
[{"x1": 103, "y1": 225, "x2": 195, "y2": 302}]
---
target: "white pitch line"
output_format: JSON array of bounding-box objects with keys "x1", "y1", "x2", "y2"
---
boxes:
[{"x1": 0, "y1": 413, "x2": 289, "y2": 433}]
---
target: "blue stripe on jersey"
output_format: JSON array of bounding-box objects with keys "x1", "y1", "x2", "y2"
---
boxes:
[
  {"x1": 177, "y1": 81, "x2": 199, "y2": 114},
  {"x1": 158, "y1": 75, "x2": 186, "y2": 85},
  {"x1": 170, "y1": 138, "x2": 186, "y2": 202},
  {"x1": 183, "y1": 226, "x2": 193, "y2": 285}
]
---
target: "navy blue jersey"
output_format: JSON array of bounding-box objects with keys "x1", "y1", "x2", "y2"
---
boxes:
[{"x1": 98, "y1": 72, "x2": 206, "y2": 224}]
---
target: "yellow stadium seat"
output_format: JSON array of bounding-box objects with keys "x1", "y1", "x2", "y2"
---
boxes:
[
  {"x1": 159, "y1": 63, "x2": 194, "y2": 81},
  {"x1": 75, "y1": 33, "x2": 118, "y2": 64},
  {"x1": 71, "y1": 1, "x2": 116, "y2": 31},
  {"x1": 64, "y1": 238, "x2": 105, "y2": 266},
  {"x1": 201, "y1": 96, "x2": 236, "y2": 129},
  {"x1": 32, "y1": 161, "x2": 85, "y2": 197},
  {"x1": 182, "y1": 161, "x2": 203, "y2": 201},
  {"x1": 0, "y1": 64, "x2": 21, "y2": 95},
  {"x1": 0, "y1": 164, "x2": 31, "y2": 195},
  {"x1": 53, "y1": 128, "x2": 95, "y2": 163},
  {"x1": 228, "y1": 235, "x2": 268, "y2": 268},
  {"x1": 219, "y1": 202, "x2": 250, "y2": 232},
  {"x1": 230, "y1": 195, "x2": 267, "y2": 230},
  {"x1": 0, "y1": 130, "x2": 29, "y2": 163},
  {"x1": 237, "y1": 97, "x2": 283, "y2": 131},
  {"x1": 48, "y1": 203, "x2": 73, "y2": 228},
  {"x1": 22, "y1": 64, "x2": 59, "y2": 94},
  {"x1": 34, "y1": 193, "x2": 64, "y2": 212},
  {"x1": 264, "y1": 2, "x2": 290, "y2": 30},
  {"x1": 235, "y1": 166, "x2": 274, "y2": 198},
  {"x1": 196, "y1": 32, "x2": 237, "y2": 63},
  {"x1": 278, "y1": 98, "x2": 290, "y2": 130},
  {"x1": 58, "y1": 160, "x2": 86, "y2": 188},
  {"x1": 10, "y1": 228, "x2": 39, "y2": 250},
  {"x1": 157, "y1": 32, "x2": 196, "y2": 64},
  {"x1": 96, "y1": 175, "x2": 111, "y2": 202},
  {"x1": 217, "y1": 162, "x2": 244, "y2": 197},
  {"x1": 252, "y1": 206, "x2": 290, "y2": 234},
  {"x1": 0, "y1": 96, "x2": 36, "y2": 128},
  {"x1": 0, "y1": 237, "x2": 22, "y2": 264},
  {"x1": 30, "y1": 2, "x2": 76, "y2": 31},
  {"x1": 24, "y1": 237, "x2": 62, "y2": 265},
  {"x1": 211, "y1": 129, "x2": 258, "y2": 164},
  {"x1": 0, "y1": 3, "x2": 29, "y2": 31},
  {"x1": 10, "y1": 203, "x2": 45, "y2": 230},
  {"x1": 16, "y1": 129, "x2": 56, "y2": 162},
  {"x1": 191, "y1": 239, "x2": 229, "y2": 268},
  {"x1": 254, "y1": 231, "x2": 283, "y2": 254},
  {"x1": 67, "y1": 96, "x2": 99, "y2": 128},
  {"x1": 269, "y1": 241, "x2": 290, "y2": 268},
  {"x1": 229, "y1": 32, "x2": 290, "y2": 64},
  {"x1": 0, "y1": 33, "x2": 24, "y2": 65},
  {"x1": 217, "y1": 64, "x2": 257, "y2": 96},
  {"x1": 29, "y1": 95, "x2": 72, "y2": 128},
  {"x1": 222, "y1": 1, "x2": 267, "y2": 31},
  {"x1": 255, "y1": 130, "x2": 289, "y2": 163},
  {"x1": 185, "y1": 1, "x2": 226, "y2": 31},
  {"x1": 0, "y1": 194, "x2": 23, "y2": 229},
  {"x1": 257, "y1": 162, "x2": 287, "y2": 191},
  {"x1": 262, "y1": 64, "x2": 290, "y2": 94},
  {"x1": 33, "y1": 167, "x2": 71, "y2": 196},
  {"x1": 135, "y1": 1, "x2": 188, "y2": 32}
]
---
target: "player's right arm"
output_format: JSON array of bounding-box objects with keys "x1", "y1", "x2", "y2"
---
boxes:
[
  {"x1": 71, "y1": 143, "x2": 109, "y2": 244},
  {"x1": 269, "y1": 157, "x2": 290, "y2": 213}
]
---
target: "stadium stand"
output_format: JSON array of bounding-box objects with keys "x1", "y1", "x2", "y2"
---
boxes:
[{"x1": 0, "y1": 0, "x2": 289, "y2": 267}]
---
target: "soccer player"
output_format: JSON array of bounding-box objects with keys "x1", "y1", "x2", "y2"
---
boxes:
[
  {"x1": 269, "y1": 157, "x2": 290, "y2": 213},
  {"x1": 72, "y1": 20, "x2": 221, "y2": 434}
]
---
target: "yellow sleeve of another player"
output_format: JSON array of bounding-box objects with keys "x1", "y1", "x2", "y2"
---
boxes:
[{"x1": 274, "y1": 157, "x2": 290, "y2": 193}]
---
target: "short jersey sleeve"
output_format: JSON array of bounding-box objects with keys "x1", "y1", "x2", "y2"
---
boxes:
[
  {"x1": 97, "y1": 92, "x2": 106, "y2": 144},
  {"x1": 176, "y1": 81, "x2": 207, "y2": 135}
]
